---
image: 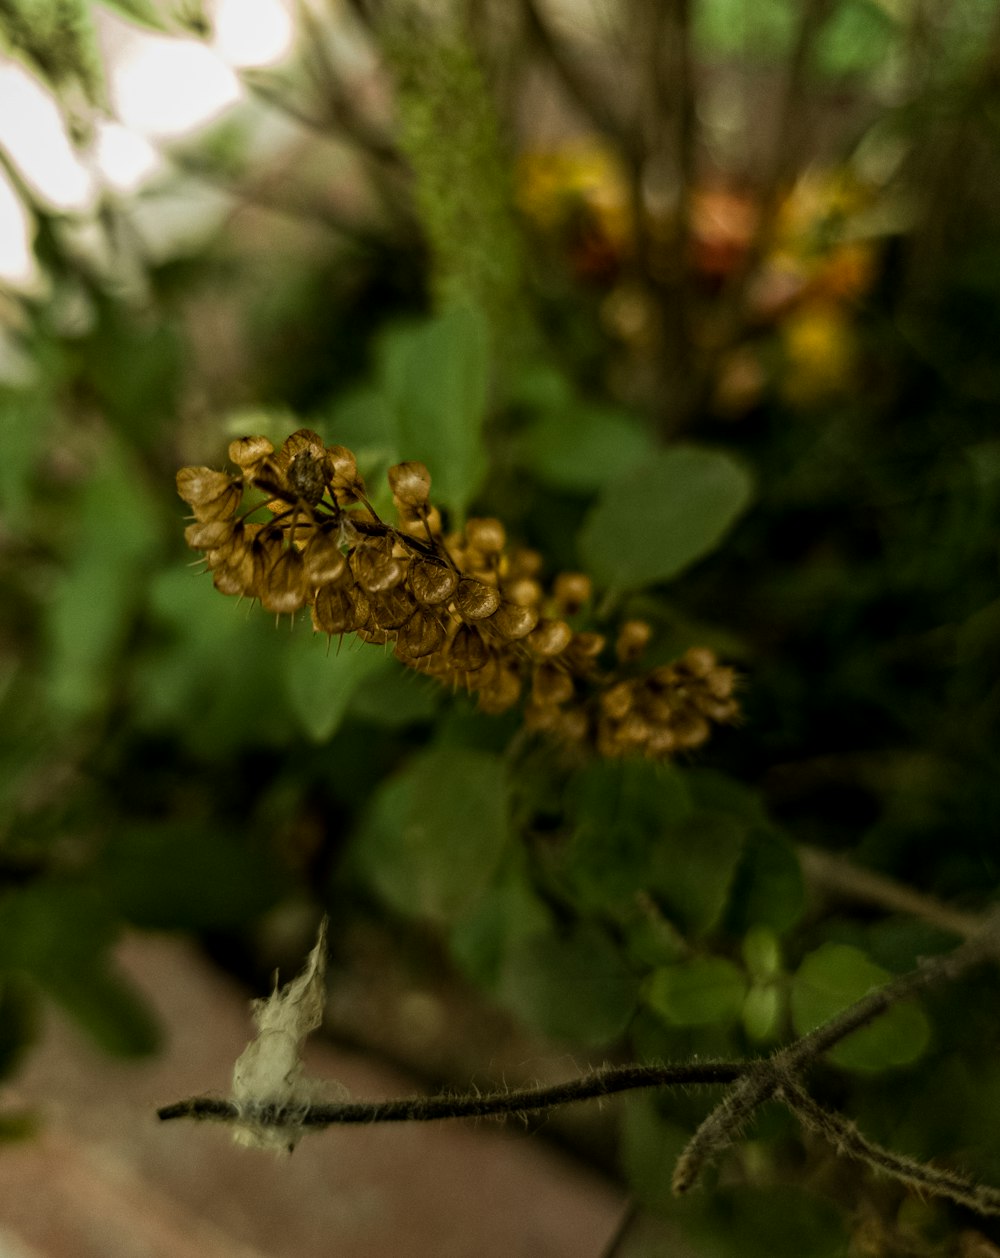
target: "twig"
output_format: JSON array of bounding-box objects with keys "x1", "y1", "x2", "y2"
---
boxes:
[
  {"x1": 797, "y1": 844, "x2": 985, "y2": 940},
  {"x1": 672, "y1": 909, "x2": 1000, "y2": 1194},
  {"x1": 780, "y1": 1078, "x2": 1000, "y2": 1218},
  {"x1": 158, "y1": 1060, "x2": 746, "y2": 1127}
]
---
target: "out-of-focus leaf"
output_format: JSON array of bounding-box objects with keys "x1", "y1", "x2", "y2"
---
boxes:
[
  {"x1": 380, "y1": 304, "x2": 489, "y2": 519},
  {"x1": 45, "y1": 438, "x2": 160, "y2": 720},
  {"x1": 448, "y1": 863, "x2": 550, "y2": 990},
  {"x1": 499, "y1": 924, "x2": 639, "y2": 1046},
  {"x1": 817, "y1": 0, "x2": 896, "y2": 76},
  {"x1": 620, "y1": 1096, "x2": 692, "y2": 1212},
  {"x1": 743, "y1": 983, "x2": 783, "y2": 1041},
  {"x1": 689, "y1": 1186, "x2": 848, "y2": 1258},
  {"x1": 791, "y1": 942, "x2": 930, "y2": 1072},
  {"x1": 519, "y1": 404, "x2": 655, "y2": 492},
  {"x1": 96, "y1": 0, "x2": 167, "y2": 30},
  {"x1": 285, "y1": 632, "x2": 386, "y2": 742},
  {"x1": 725, "y1": 828, "x2": 805, "y2": 934},
  {"x1": 355, "y1": 746, "x2": 509, "y2": 923},
  {"x1": 579, "y1": 445, "x2": 754, "y2": 589},
  {"x1": 561, "y1": 759, "x2": 692, "y2": 914},
  {"x1": 97, "y1": 823, "x2": 286, "y2": 930},
  {"x1": 0, "y1": 884, "x2": 159, "y2": 1056},
  {"x1": 646, "y1": 956, "x2": 747, "y2": 1027},
  {"x1": 650, "y1": 812, "x2": 746, "y2": 936},
  {"x1": 348, "y1": 660, "x2": 440, "y2": 728}
]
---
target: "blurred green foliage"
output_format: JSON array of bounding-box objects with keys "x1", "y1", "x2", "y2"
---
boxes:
[{"x1": 2, "y1": 0, "x2": 1000, "y2": 1253}]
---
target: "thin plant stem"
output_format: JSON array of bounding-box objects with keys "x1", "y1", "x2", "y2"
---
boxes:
[
  {"x1": 780, "y1": 1078, "x2": 1000, "y2": 1218},
  {"x1": 158, "y1": 1060, "x2": 747, "y2": 1127}
]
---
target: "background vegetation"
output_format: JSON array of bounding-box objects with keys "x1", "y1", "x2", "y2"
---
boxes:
[{"x1": 3, "y1": 1, "x2": 1000, "y2": 1254}]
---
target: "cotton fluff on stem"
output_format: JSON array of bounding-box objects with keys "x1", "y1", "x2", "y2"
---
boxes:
[{"x1": 230, "y1": 917, "x2": 346, "y2": 1152}]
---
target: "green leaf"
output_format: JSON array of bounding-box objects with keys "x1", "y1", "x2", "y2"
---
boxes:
[
  {"x1": 578, "y1": 445, "x2": 754, "y2": 589},
  {"x1": 380, "y1": 304, "x2": 490, "y2": 519},
  {"x1": 790, "y1": 943, "x2": 931, "y2": 1072},
  {"x1": 742, "y1": 984, "x2": 783, "y2": 1042},
  {"x1": 620, "y1": 1096, "x2": 693, "y2": 1212},
  {"x1": 725, "y1": 828, "x2": 805, "y2": 934},
  {"x1": 285, "y1": 632, "x2": 387, "y2": 741},
  {"x1": 449, "y1": 863, "x2": 550, "y2": 990},
  {"x1": 519, "y1": 405, "x2": 655, "y2": 493},
  {"x1": 355, "y1": 746, "x2": 509, "y2": 923},
  {"x1": 45, "y1": 437, "x2": 161, "y2": 721},
  {"x1": 646, "y1": 956, "x2": 747, "y2": 1027},
  {"x1": 499, "y1": 924, "x2": 639, "y2": 1047},
  {"x1": 649, "y1": 812, "x2": 746, "y2": 936},
  {"x1": 0, "y1": 884, "x2": 159, "y2": 1056},
  {"x1": 348, "y1": 660, "x2": 440, "y2": 728},
  {"x1": 561, "y1": 759, "x2": 693, "y2": 914}
]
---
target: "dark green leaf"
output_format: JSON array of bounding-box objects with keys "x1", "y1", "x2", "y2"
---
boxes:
[
  {"x1": 285, "y1": 632, "x2": 387, "y2": 741},
  {"x1": 520, "y1": 405, "x2": 655, "y2": 493},
  {"x1": 380, "y1": 304, "x2": 490, "y2": 519},
  {"x1": 725, "y1": 828, "x2": 805, "y2": 934},
  {"x1": 355, "y1": 746, "x2": 509, "y2": 923},
  {"x1": 579, "y1": 445, "x2": 754, "y2": 589},
  {"x1": 499, "y1": 924, "x2": 639, "y2": 1046}
]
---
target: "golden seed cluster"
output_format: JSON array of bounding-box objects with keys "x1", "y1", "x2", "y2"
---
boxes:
[{"x1": 177, "y1": 429, "x2": 739, "y2": 758}]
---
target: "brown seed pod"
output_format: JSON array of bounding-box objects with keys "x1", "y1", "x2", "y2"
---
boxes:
[
  {"x1": 454, "y1": 577, "x2": 502, "y2": 621},
  {"x1": 184, "y1": 519, "x2": 236, "y2": 551},
  {"x1": 409, "y1": 557, "x2": 459, "y2": 605},
  {"x1": 394, "y1": 608, "x2": 446, "y2": 660},
  {"x1": 489, "y1": 601, "x2": 539, "y2": 641},
  {"x1": 449, "y1": 624, "x2": 491, "y2": 672},
  {"x1": 601, "y1": 679, "x2": 635, "y2": 721},
  {"x1": 532, "y1": 663, "x2": 576, "y2": 706},
  {"x1": 387, "y1": 461, "x2": 431, "y2": 507},
  {"x1": 351, "y1": 541, "x2": 404, "y2": 593},
  {"x1": 312, "y1": 584, "x2": 370, "y2": 636},
  {"x1": 176, "y1": 467, "x2": 242, "y2": 521},
  {"x1": 680, "y1": 646, "x2": 718, "y2": 678},
  {"x1": 325, "y1": 444, "x2": 365, "y2": 503},
  {"x1": 228, "y1": 435, "x2": 274, "y2": 473},
  {"x1": 477, "y1": 666, "x2": 522, "y2": 713},
  {"x1": 303, "y1": 526, "x2": 347, "y2": 585},
  {"x1": 552, "y1": 572, "x2": 592, "y2": 615},
  {"x1": 288, "y1": 449, "x2": 329, "y2": 505},
  {"x1": 615, "y1": 620, "x2": 652, "y2": 664},
  {"x1": 527, "y1": 619, "x2": 574, "y2": 658},
  {"x1": 260, "y1": 547, "x2": 308, "y2": 614},
  {"x1": 504, "y1": 577, "x2": 544, "y2": 608},
  {"x1": 464, "y1": 517, "x2": 506, "y2": 554},
  {"x1": 368, "y1": 584, "x2": 417, "y2": 630}
]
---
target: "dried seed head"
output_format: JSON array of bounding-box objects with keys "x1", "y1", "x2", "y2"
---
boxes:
[
  {"x1": 394, "y1": 608, "x2": 446, "y2": 659},
  {"x1": 176, "y1": 467, "x2": 242, "y2": 521},
  {"x1": 527, "y1": 619, "x2": 574, "y2": 657},
  {"x1": 490, "y1": 601, "x2": 539, "y2": 641},
  {"x1": 504, "y1": 577, "x2": 544, "y2": 608},
  {"x1": 312, "y1": 584, "x2": 370, "y2": 636},
  {"x1": 288, "y1": 449, "x2": 329, "y2": 505},
  {"x1": 409, "y1": 557, "x2": 459, "y2": 605},
  {"x1": 601, "y1": 679, "x2": 635, "y2": 721},
  {"x1": 387, "y1": 461, "x2": 431, "y2": 507},
  {"x1": 368, "y1": 584, "x2": 417, "y2": 630},
  {"x1": 464, "y1": 517, "x2": 506, "y2": 554},
  {"x1": 532, "y1": 663, "x2": 575, "y2": 706},
  {"x1": 449, "y1": 624, "x2": 491, "y2": 672},
  {"x1": 615, "y1": 619, "x2": 652, "y2": 664},
  {"x1": 184, "y1": 519, "x2": 237, "y2": 551},
  {"x1": 454, "y1": 577, "x2": 502, "y2": 621},
  {"x1": 261, "y1": 548, "x2": 308, "y2": 614},
  {"x1": 228, "y1": 436, "x2": 274, "y2": 475},
  {"x1": 351, "y1": 541, "x2": 404, "y2": 593},
  {"x1": 325, "y1": 445, "x2": 365, "y2": 503},
  {"x1": 477, "y1": 666, "x2": 522, "y2": 713},
  {"x1": 552, "y1": 572, "x2": 592, "y2": 615},
  {"x1": 303, "y1": 527, "x2": 347, "y2": 585},
  {"x1": 705, "y1": 666, "x2": 736, "y2": 701},
  {"x1": 680, "y1": 646, "x2": 718, "y2": 678}
]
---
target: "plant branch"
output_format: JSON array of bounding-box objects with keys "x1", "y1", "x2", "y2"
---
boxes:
[
  {"x1": 158, "y1": 1060, "x2": 746, "y2": 1127},
  {"x1": 672, "y1": 909, "x2": 1000, "y2": 1193},
  {"x1": 797, "y1": 844, "x2": 985, "y2": 940},
  {"x1": 779, "y1": 1078, "x2": 1000, "y2": 1218}
]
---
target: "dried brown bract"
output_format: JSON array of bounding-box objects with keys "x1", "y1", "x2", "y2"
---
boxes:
[{"x1": 178, "y1": 429, "x2": 740, "y2": 758}]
